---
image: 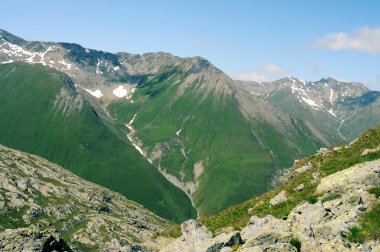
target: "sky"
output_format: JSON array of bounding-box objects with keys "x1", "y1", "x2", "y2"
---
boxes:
[{"x1": 1, "y1": 0, "x2": 380, "y2": 89}]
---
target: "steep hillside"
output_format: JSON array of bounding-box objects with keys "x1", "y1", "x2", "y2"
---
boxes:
[
  {"x1": 0, "y1": 62, "x2": 196, "y2": 222},
  {"x1": 107, "y1": 58, "x2": 328, "y2": 216},
  {"x1": 1, "y1": 28, "x2": 380, "y2": 217},
  {"x1": 0, "y1": 144, "x2": 169, "y2": 251},
  {"x1": 159, "y1": 126, "x2": 380, "y2": 251}
]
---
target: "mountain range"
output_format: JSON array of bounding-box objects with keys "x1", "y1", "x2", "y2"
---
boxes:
[{"x1": 1, "y1": 28, "x2": 380, "y2": 221}]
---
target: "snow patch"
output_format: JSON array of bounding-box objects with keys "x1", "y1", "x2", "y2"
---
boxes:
[
  {"x1": 58, "y1": 60, "x2": 71, "y2": 70},
  {"x1": 329, "y1": 89, "x2": 334, "y2": 104},
  {"x1": 129, "y1": 113, "x2": 137, "y2": 125},
  {"x1": 176, "y1": 129, "x2": 182, "y2": 136},
  {"x1": 328, "y1": 108, "x2": 337, "y2": 117},
  {"x1": 301, "y1": 97, "x2": 321, "y2": 108},
  {"x1": 125, "y1": 113, "x2": 150, "y2": 161},
  {"x1": 84, "y1": 88, "x2": 103, "y2": 98},
  {"x1": 113, "y1": 85, "x2": 128, "y2": 98}
]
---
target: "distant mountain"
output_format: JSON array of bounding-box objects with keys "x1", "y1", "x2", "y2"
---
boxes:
[
  {"x1": 1, "y1": 29, "x2": 380, "y2": 217},
  {"x1": 234, "y1": 77, "x2": 380, "y2": 141}
]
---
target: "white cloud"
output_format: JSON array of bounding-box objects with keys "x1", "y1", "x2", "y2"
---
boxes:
[
  {"x1": 236, "y1": 63, "x2": 286, "y2": 82},
  {"x1": 236, "y1": 71, "x2": 268, "y2": 82},
  {"x1": 315, "y1": 27, "x2": 380, "y2": 53},
  {"x1": 264, "y1": 64, "x2": 284, "y2": 73}
]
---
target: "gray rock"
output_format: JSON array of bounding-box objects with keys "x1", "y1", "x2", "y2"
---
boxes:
[
  {"x1": 27, "y1": 208, "x2": 44, "y2": 221},
  {"x1": 0, "y1": 144, "x2": 169, "y2": 251},
  {"x1": 269, "y1": 191, "x2": 287, "y2": 207},
  {"x1": 361, "y1": 145, "x2": 380, "y2": 156},
  {"x1": 312, "y1": 172, "x2": 322, "y2": 183},
  {"x1": 220, "y1": 247, "x2": 234, "y2": 252},
  {"x1": 0, "y1": 226, "x2": 72, "y2": 252},
  {"x1": 295, "y1": 184, "x2": 305, "y2": 191},
  {"x1": 181, "y1": 219, "x2": 213, "y2": 243},
  {"x1": 333, "y1": 146, "x2": 342, "y2": 151},
  {"x1": 241, "y1": 215, "x2": 291, "y2": 242},
  {"x1": 373, "y1": 165, "x2": 380, "y2": 173},
  {"x1": 294, "y1": 164, "x2": 312, "y2": 174}
]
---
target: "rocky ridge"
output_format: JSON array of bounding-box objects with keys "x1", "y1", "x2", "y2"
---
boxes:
[
  {"x1": 160, "y1": 126, "x2": 380, "y2": 251},
  {"x1": 0, "y1": 144, "x2": 169, "y2": 251},
  {"x1": 160, "y1": 159, "x2": 380, "y2": 251},
  {"x1": 234, "y1": 77, "x2": 380, "y2": 142}
]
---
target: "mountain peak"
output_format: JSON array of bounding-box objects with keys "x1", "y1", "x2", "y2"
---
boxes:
[{"x1": 0, "y1": 29, "x2": 26, "y2": 45}]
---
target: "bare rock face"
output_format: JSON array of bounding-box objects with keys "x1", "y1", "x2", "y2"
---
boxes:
[
  {"x1": 160, "y1": 220, "x2": 244, "y2": 252},
  {"x1": 181, "y1": 219, "x2": 213, "y2": 243},
  {"x1": 161, "y1": 159, "x2": 380, "y2": 252},
  {"x1": 240, "y1": 215, "x2": 293, "y2": 250},
  {"x1": 0, "y1": 225, "x2": 72, "y2": 252},
  {"x1": 241, "y1": 159, "x2": 380, "y2": 252},
  {"x1": 0, "y1": 145, "x2": 169, "y2": 251}
]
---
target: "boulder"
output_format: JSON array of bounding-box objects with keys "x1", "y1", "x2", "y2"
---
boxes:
[
  {"x1": 238, "y1": 243, "x2": 297, "y2": 252},
  {"x1": 316, "y1": 160, "x2": 380, "y2": 194},
  {"x1": 361, "y1": 145, "x2": 380, "y2": 156},
  {"x1": 181, "y1": 219, "x2": 213, "y2": 244},
  {"x1": 294, "y1": 164, "x2": 312, "y2": 174},
  {"x1": 0, "y1": 225, "x2": 72, "y2": 252},
  {"x1": 241, "y1": 215, "x2": 291, "y2": 241},
  {"x1": 269, "y1": 191, "x2": 287, "y2": 207},
  {"x1": 295, "y1": 184, "x2": 304, "y2": 191},
  {"x1": 160, "y1": 220, "x2": 244, "y2": 252}
]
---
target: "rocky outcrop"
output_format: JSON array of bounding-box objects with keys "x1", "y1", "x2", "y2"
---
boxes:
[
  {"x1": 269, "y1": 190, "x2": 288, "y2": 207},
  {"x1": 0, "y1": 225, "x2": 72, "y2": 252},
  {"x1": 160, "y1": 220, "x2": 244, "y2": 252},
  {"x1": 361, "y1": 145, "x2": 380, "y2": 156},
  {"x1": 161, "y1": 159, "x2": 380, "y2": 251},
  {"x1": 0, "y1": 145, "x2": 169, "y2": 251}
]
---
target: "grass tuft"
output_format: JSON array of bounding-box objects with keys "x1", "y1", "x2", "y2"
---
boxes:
[{"x1": 290, "y1": 237, "x2": 301, "y2": 252}]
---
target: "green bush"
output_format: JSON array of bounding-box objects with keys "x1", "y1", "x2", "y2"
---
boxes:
[
  {"x1": 290, "y1": 237, "x2": 301, "y2": 252},
  {"x1": 368, "y1": 186, "x2": 380, "y2": 198},
  {"x1": 307, "y1": 195, "x2": 318, "y2": 204},
  {"x1": 347, "y1": 226, "x2": 364, "y2": 244}
]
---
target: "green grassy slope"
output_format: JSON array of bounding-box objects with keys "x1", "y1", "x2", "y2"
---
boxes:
[
  {"x1": 0, "y1": 63, "x2": 196, "y2": 222},
  {"x1": 109, "y1": 71, "x2": 274, "y2": 216},
  {"x1": 199, "y1": 125, "x2": 380, "y2": 234},
  {"x1": 108, "y1": 67, "x2": 326, "y2": 216}
]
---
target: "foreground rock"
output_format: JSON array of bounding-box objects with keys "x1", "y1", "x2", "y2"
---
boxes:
[
  {"x1": 0, "y1": 226, "x2": 72, "y2": 251},
  {"x1": 269, "y1": 190, "x2": 288, "y2": 207},
  {"x1": 160, "y1": 220, "x2": 243, "y2": 252},
  {"x1": 0, "y1": 145, "x2": 169, "y2": 251},
  {"x1": 161, "y1": 159, "x2": 380, "y2": 251}
]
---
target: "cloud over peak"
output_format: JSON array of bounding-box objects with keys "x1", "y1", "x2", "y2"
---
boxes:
[
  {"x1": 264, "y1": 64, "x2": 284, "y2": 73},
  {"x1": 315, "y1": 26, "x2": 380, "y2": 54},
  {"x1": 235, "y1": 63, "x2": 284, "y2": 82},
  {"x1": 236, "y1": 71, "x2": 268, "y2": 82}
]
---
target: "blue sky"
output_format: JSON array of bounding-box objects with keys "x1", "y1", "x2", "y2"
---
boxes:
[{"x1": 1, "y1": 0, "x2": 380, "y2": 89}]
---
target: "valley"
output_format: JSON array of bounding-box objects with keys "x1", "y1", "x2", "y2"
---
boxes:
[{"x1": 1, "y1": 28, "x2": 380, "y2": 220}]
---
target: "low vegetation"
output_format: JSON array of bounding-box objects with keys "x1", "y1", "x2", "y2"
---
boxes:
[
  {"x1": 195, "y1": 126, "x2": 380, "y2": 234},
  {"x1": 289, "y1": 237, "x2": 302, "y2": 252}
]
